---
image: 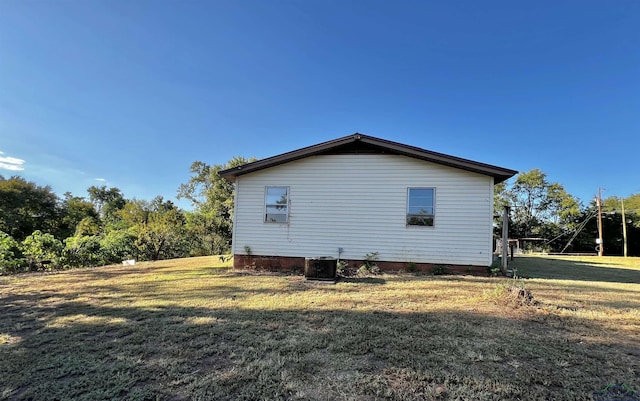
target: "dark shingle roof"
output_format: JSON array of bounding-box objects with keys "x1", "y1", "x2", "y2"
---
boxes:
[{"x1": 219, "y1": 133, "x2": 517, "y2": 183}]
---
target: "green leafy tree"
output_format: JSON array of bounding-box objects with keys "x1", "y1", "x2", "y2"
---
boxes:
[
  {"x1": 600, "y1": 193, "x2": 640, "y2": 255},
  {"x1": 120, "y1": 197, "x2": 188, "y2": 261},
  {"x1": 21, "y1": 230, "x2": 63, "y2": 271},
  {"x1": 494, "y1": 169, "x2": 582, "y2": 253},
  {"x1": 184, "y1": 211, "x2": 229, "y2": 256},
  {"x1": 507, "y1": 169, "x2": 581, "y2": 239},
  {"x1": 493, "y1": 181, "x2": 513, "y2": 240},
  {"x1": 74, "y1": 216, "x2": 102, "y2": 237},
  {"x1": 603, "y1": 194, "x2": 640, "y2": 229},
  {"x1": 493, "y1": 181, "x2": 510, "y2": 214},
  {"x1": 0, "y1": 176, "x2": 62, "y2": 240},
  {"x1": 510, "y1": 169, "x2": 549, "y2": 237},
  {"x1": 177, "y1": 157, "x2": 256, "y2": 254},
  {"x1": 87, "y1": 185, "x2": 126, "y2": 224},
  {"x1": 59, "y1": 193, "x2": 99, "y2": 239},
  {"x1": 99, "y1": 229, "x2": 138, "y2": 264},
  {"x1": 546, "y1": 183, "x2": 581, "y2": 226},
  {"x1": 62, "y1": 235, "x2": 102, "y2": 268},
  {"x1": 0, "y1": 231, "x2": 23, "y2": 274}
]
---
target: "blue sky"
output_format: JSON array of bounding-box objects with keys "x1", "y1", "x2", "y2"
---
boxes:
[{"x1": 1, "y1": 0, "x2": 638, "y2": 208}]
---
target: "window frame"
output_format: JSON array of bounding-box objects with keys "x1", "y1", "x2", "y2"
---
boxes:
[
  {"x1": 264, "y1": 186, "x2": 290, "y2": 223},
  {"x1": 406, "y1": 187, "x2": 435, "y2": 227}
]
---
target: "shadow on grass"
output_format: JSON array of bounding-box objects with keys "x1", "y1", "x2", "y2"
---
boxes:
[
  {"x1": 1, "y1": 292, "x2": 638, "y2": 401},
  {"x1": 511, "y1": 256, "x2": 640, "y2": 284},
  {"x1": 339, "y1": 277, "x2": 386, "y2": 285},
  {"x1": 66, "y1": 265, "x2": 232, "y2": 281}
]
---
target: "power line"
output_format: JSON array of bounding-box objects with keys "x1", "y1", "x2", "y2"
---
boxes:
[
  {"x1": 543, "y1": 209, "x2": 596, "y2": 246},
  {"x1": 559, "y1": 210, "x2": 598, "y2": 254},
  {"x1": 602, "y1": 208, "x2": 640, "y2": 214}
]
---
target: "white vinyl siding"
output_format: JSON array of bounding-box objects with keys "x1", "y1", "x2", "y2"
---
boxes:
[{"x1": 233, "y1": 154, "x2": 494, "y2": 266}]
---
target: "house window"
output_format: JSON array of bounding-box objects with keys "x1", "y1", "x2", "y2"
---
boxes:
[
  {"x1": 265, "y1": 186, "x2": 289, "y2": 223},
  {"x1": 407, "y1": 188, "x2": 435, "y2": 226}
]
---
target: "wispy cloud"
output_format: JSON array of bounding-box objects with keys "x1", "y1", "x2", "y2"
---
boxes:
[
  {"x1": 95, "y1": 177, "x2": 106, "y2": 182},
  {"x1": 0, "y1": 153, "x2": 25, "y2": 171}
]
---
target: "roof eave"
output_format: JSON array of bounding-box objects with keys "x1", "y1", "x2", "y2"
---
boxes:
[
  {"x1": 356, "y1": 136, "x2": 517, "y2": 183},
  {"x1": 219, "y1": 133, "x2": 517, "y2": 183},
  {"x1": 219, "y1": 135, "x2": 360, "y2": 182}
]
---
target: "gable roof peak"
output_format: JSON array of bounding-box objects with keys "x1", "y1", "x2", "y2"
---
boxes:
[{"x1": 219, "y1": 133, "x2": 517, "y2": 183}]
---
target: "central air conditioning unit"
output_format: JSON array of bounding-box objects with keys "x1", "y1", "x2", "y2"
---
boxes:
[{"x1": 305, "y1": 257, "x2": 337, "y2": 281}]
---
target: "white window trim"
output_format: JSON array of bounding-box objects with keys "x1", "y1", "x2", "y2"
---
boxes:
[
  {"x1": 406, "y1": 187, "x2": 435, "y2": 227},
  {"x1": 264, "y1": 186, "x2": 290, "y2": 223}
]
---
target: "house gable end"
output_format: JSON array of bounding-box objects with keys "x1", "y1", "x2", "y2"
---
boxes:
[{"x1": 219, "y1": 133, "x2": 517, "y2": 183}]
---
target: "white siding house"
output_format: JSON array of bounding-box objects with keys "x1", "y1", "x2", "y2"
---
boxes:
[{"x1": 220, "y1": 134, "x2": 517, "y2": 270}]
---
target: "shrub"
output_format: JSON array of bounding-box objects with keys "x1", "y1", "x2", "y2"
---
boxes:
[
  {"x1": 21, "y1": 230, "x2": 63, "y2": 271},
  {"x1": 0, "y1": 231, "x2": 24, "y2": 274},
  {"x1": 406, "y1": 262, "x2": 417, "y2": 273},
  {"x1": 62, "y1": 235, "x2": 103, "y2": 268},
  {"x1": 74, "y1": 216, "x2": 101, "y2": 237},
  {"x1": 430, "y1": 264, "x2": 451, "y2": 275},
  {"x1": 358, "y1": 252, "x2": 381, "y2": 275},
  {"x1": 100, "y1": 229, "x2": 138, "y2": 264},
  {"x1": 337, "y1": 260, "x2": 349, "y2": 276},
  {"x1": 488, "y1": 260, "x2": 502, "y2": 276}
]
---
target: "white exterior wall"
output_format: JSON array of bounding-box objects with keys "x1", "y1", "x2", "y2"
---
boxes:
[{"x1": 233, "y1": 154, "x2": 495, "y2": 266}]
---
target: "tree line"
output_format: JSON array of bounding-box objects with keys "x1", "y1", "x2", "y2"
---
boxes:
[
  {"x1": 495, "y1": 169, "x2": 640, "y2": 255},
  {"x1": 1, "y1": 162, "x2": 638, "y2": 274},
  {"x1": 0, "y1": 156, "x2": 252, "y2": 274}
]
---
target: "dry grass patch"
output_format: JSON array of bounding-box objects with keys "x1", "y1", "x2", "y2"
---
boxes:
[{"x1": 0, "y1": 255, "x2": 638, "y2": 400}]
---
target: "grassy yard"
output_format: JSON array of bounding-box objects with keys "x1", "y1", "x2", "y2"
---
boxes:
[
  {"x1": 1, "y1": 256, "x2": 639, "y2": 400},
  {"x1": 511, "y1": 254, "x2": 640, "y2": 283}
]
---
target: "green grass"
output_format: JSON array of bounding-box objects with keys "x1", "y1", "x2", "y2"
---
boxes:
[
  {"x1": 1, "y1": 255, "x2": 639, "y2": 400},
  {"x1": 511, "y1": 254, "x2": 640, "y2": 283}
]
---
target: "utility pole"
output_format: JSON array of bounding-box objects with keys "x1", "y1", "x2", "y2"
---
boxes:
[
  {"x1": 502, "y1": 205, "x2": 509, "y2": 274},
  {"x1": 596, "y1": 188, "x2": 604, "y2": 256},
  {"x1": 622, "y1": 198, "x2": 628, "y2": 258}
]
